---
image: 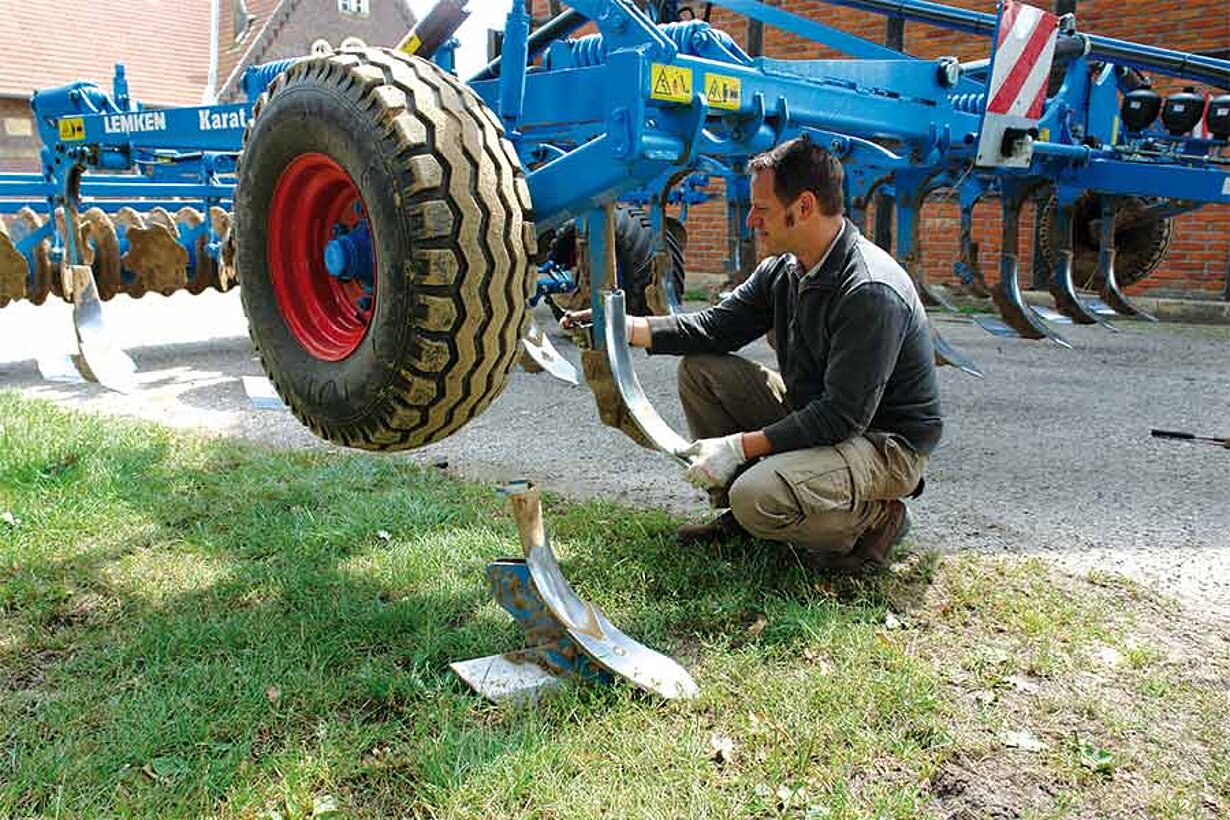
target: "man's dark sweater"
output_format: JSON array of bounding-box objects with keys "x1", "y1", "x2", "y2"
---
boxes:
[{"x1": 645, "y1": 220, "x2": 943, "y2": 455}]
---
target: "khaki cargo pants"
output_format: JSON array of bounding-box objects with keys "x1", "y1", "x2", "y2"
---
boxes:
[{"x1": 678, "y1": 353, "x2": 926, "y2": 553}]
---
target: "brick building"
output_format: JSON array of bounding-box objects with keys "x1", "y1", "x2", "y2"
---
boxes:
[
  {"x1": 531, "y1": 0, "x2": 1229, "y2": 299},
  {"x1": 0, "y1": 0, "x2": 417, "y2": 171}
]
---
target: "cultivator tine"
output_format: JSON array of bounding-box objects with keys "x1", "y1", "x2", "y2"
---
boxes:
[
  {"x1": 604, "y1": 291, "x2": 692, "y2": 462},
  {"x1": 1098, "y1": 248, "x2": 1156, "y2": 321},
  {"x1": 450, "y1": 482, "x2": 699, "y2": 703},
  {"x1": 895, "y1": 188, "x2": 959, "y2": 313},
  {"x1": 1097, "y1": 198, "x2": 1157, "y2": 322},
  {"x1": 1048, "y1": 249, "x2": 1116, "y2": 330},
  {"x1": 63, "y1": 263, "x2": 137, "y2": 393},
  {"x1": 1042, "y1": 200, "x2": 1113, "y2": 329},
  {"x1": 955, "y1": 203, "x2": 991, "y2": 298},
  {"x1": 920, "y1": 281, "x2": 959, "y2": 312},
  {"x1": 990, "y1": 187, "x2": 1070, "y2": 348},
  {"x1": 931, "y1": 328, "x2": 983, "y2": 377},
  {"x1": 990, "y1": 255, "x2": 1071, "y2": 348},
  {"x1": 117, "y1": 207, "x2": 188, "y2": 296},
  {"x1": 0, "y1": 219, "x2": 28, "y2": 307}
]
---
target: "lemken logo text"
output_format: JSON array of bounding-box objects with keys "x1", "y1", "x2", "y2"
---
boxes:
[{"x1": 102, "y1": 111, "x2": 168, "y2": 135}]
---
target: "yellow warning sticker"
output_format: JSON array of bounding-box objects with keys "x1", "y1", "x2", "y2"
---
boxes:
[
  {"x1": 58, "y1": 117, "x2": 85, "y2": 141},
  {"x1": 650, "y1": 63, "x2": 693, "y2": 104},
  {"x1": 705, "y1": 73, "x2": 741, "y2": 110},
  {"x1": 399, "y1": 33, "x2": 422, "y2": 56},
  {"x1": 1038, "y1": 127, "x2": 1050, "y2": 143}
]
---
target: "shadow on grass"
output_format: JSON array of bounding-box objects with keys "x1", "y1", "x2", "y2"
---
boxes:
[{"x1": 0, "y1": 396, "x2": 938, "y2": 815}]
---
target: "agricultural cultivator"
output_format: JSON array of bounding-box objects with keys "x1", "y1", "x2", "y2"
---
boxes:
[{"x1": 2, "y1": 0, "x2": 1226, "y2": 698}]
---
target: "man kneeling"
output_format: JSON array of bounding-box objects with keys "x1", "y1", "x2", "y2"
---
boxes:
[{"x1": 573, "y1": 137, "x2": 943, "y2": 572}]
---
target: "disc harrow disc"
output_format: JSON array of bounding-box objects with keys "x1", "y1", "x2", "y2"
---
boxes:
[
  {"x1": 113, "y1": 208, "x2": 148, "y2": 298},
  {"x1": 81, "y1": 208, "x2": 123, "y2": 300},
  {"x1": 121, "y1": 207, "x2": 188, "y2": 296},
  {"x1": 10, "y1": 208, "x2": 54, "y2": 305},
  {"x1": 0, "y1": 218, "x2": 29, "y2": 306}
]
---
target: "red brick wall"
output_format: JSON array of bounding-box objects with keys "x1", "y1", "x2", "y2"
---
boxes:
[{"x1": 532, "y1": 0, "x2": 1228, "y2": 298}]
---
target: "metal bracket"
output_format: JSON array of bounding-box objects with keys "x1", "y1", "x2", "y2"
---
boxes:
[{"x1": 451, "y1": 481, "x2": 699, "y2": 703}]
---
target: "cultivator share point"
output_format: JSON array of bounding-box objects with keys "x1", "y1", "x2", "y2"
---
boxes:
[
  {"x1": 451, "y1": 481, "x2": 699, "y2": 702},
  {"x1": 1, "y1": 0, "x2": 1227, "y2": 696}
]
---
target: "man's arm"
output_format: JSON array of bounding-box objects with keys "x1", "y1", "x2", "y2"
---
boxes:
[
  {"x1": 628, "y1": 316, "x2": 651, "y2": 349},
  {"x1": 560, "y1": 311, "x2": 653, "y2": 349},
  {"x1": 740, "y1": 430, "x2": 773, "y2": 459}
]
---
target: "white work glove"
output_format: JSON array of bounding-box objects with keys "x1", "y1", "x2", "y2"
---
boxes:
[{"x1": 680, "y1": 433, "x2": 748, "y2": 490}]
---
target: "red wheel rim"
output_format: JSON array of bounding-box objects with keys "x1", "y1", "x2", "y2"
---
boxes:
[{"x1": 268, "y1": 153, "x2": 376, "y2": 361}]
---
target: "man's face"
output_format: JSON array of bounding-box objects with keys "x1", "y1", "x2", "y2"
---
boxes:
[{"x1": 747, "y1": 169, "x2": 799, "y2": 257}]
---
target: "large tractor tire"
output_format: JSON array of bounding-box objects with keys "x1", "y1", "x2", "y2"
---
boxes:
[
  {"x1": 235, "y1": 48, "x2": 534, "y2": 451},
  {"x1": 1036, "y1": 192, "x2": 1173, "y2": 290},
  {"x1": 547, "y1": 205, "x2": 686, "y2": 315}
]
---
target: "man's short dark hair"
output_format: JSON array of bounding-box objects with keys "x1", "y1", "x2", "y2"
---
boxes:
[{"x1": 748, "y1": 136, "x2": 845, "y2": 216}]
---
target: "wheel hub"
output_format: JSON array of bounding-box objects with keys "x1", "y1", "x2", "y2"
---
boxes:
[{"x1": 268, "y1": 153, "x2": 376, "y2": 361}]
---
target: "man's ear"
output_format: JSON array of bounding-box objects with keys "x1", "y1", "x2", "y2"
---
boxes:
[{"x1": 797, "y1": 190, "x2": 817, "y2": 221}]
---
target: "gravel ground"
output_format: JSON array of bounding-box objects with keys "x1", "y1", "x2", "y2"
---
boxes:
[{"x1": 2, "y1": 289, "x2": 1228, "y2": 620}]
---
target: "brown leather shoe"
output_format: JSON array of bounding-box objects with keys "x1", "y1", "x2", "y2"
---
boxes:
[
  {"x1": 676, "y1": 510, "x2": 747, "y2": 545},
  {"x1": 805, "y1": 500, "x2": 911, "y2": 574}
]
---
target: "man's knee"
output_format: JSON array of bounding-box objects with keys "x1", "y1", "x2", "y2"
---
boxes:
[
  {"x1": 727, "y1": 464, "x2": 803, "y2": 540},
  {"x1": 727, "y1": 455, "x2": 859, "y2": 545},
  {"x1": 676, "y1": 353, "x2": 724, "y2": 394}
]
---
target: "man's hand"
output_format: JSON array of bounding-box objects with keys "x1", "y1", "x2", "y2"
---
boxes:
[
  {"x1": 559, "y1": 309, "x2": 652, "y2": 348},
  {"x1": 680, "y1": 433, "x2": 747, "y2": 490},
  {"x1": 559, "y1": 309, "x2": 592, "y2": 330}
]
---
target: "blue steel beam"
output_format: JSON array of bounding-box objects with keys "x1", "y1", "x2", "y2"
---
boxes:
[
  {"x1": 52, "y1": 105, "x2": 250, "y2": 153},
  {"x1": 1060, "y1": 159, "x2": 1230, "y2": 203},
  {"x1": 710, "y1": 0, "x2": 1230, "y2": 89},
  {"x1": 705, "y1": 0, "x2": 910, "y2": 60}
]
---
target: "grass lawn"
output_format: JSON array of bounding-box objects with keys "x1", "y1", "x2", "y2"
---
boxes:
[{"x1": 1, "y1": 392, "x2": 1226, "y2": 818}]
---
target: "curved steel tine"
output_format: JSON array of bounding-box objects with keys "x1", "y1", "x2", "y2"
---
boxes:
[
  {"x1": 931, "y1": 327, "x2": 983, "y2": 378},
  {"x1": 920, "y1": 281, "x2": 960, "y2": 312},
  {"x1": 1048, "y1": 249, "x2": 1117, "y2": 330},
  {"x1": 506, "y1": 484, "x2": 699, "y2": 700},
  {"x1": 991, "y1": 254, "x2": 1072, "y2": 348},
  {"x1": 1099, "y1": 248, "x2": 1157, "y2": 322},
  {"x1": 604, "y1": 291, "x2": 692, "y2": 464},
  {"x1": 1097, "y1": 198, "x2": 1156, "y2": 322},
  {"x1": 66, "y1": 264, "x2": 137, "y2": 393}
]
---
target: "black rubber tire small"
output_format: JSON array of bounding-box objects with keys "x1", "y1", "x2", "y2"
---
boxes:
[
  {"x1": 236, "y1": 48, "x2": 534, "y2": 451},
  {"x1": 547, "y1": 205, "x2": 686, "y2": 314},
  {"x1": 1035, "y1": 192, "x2": 1173, "y2": 290}
]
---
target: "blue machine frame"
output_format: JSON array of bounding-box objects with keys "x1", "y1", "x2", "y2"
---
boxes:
[{"x1": 0, "y1": 0, "x2": 1227, "y2": 369}]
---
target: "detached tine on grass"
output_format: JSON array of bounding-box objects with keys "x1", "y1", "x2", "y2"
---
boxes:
[{"x1": 450, "y1": 481, "x2": 699, "y2": 703}]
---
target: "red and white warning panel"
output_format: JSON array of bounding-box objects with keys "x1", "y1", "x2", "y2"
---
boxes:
[{"x1": 976, "y1": 0, "x2": 1060, "y2": 168}]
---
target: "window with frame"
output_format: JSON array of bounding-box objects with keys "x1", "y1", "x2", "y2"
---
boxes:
[{"x1": 338, "y1": 0, "x2": 371, "y2": 16}]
